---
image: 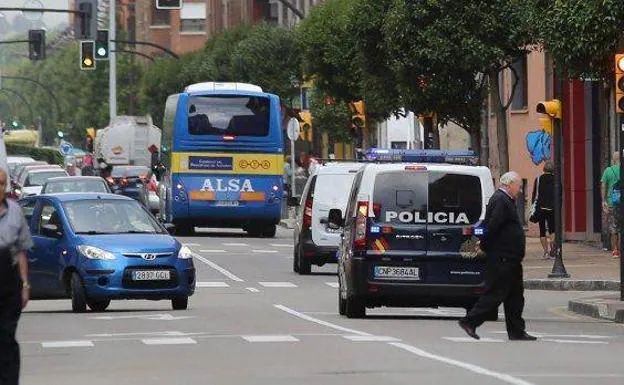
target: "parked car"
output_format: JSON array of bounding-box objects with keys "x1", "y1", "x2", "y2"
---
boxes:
[
  {"x1": 18, "y1": 193, "x2": 196, "y2": 312},
  {"x1": 292, "y1": 162, "x2": 365, "y2": 274},
  {"x1": 41, "y1": 176, "x2": 112, "y2": 194}
]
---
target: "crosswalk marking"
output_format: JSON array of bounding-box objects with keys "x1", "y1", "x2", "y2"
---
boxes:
[
  {"x1": 199, "y1": 249, "x2": 228, "y2": 253},
  {"x1": 270, "y1": 244, "x2": 292, "y2": 248},
  {"x1": 196, "y1": 282, "x2": 230, "y2": 288},
  {"x1": 343, "y1": 335, "x2": 400, "y2": 342},
  {"x1": 540, "y1": 338, "x2": 608, "y2": 345},
  {"x1": 325, "y1": 282, "x2": 339, "y2": 288},
  {"x1": 252, "y1": 250, "x2": 279, "y2": 253},
  {"x1": 443, "y1": 337, "x2": 505, "y2": 343},
  {"x1": 242, "y1": 335, "x2": 299, "y2": 342},
  {"x1": 223, "y1": 243, "x2": 248, "y2": 247},
  {"x1": 246, "y1": 287, "x2": 260, "y2": 292},
  {"x1": 142, "y1": 337, "x2": 197, "y2": 345},
  {"x1": 42, "y1": 340, "x2": 94, "y2": 348},
  {"x1": 183, "y1": 243, "x2": 200, "y2": 247},
  {"x1": 259, "y1": 282, "x2": 297, "y2": 288}
]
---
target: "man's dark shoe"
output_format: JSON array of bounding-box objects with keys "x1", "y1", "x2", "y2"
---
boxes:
[
  {"x1": 509, "y1": 332, "x2": 537, "y2": 341},
  {"x1": 458, "y1": 320, "x2": 480, "y2": 340}
]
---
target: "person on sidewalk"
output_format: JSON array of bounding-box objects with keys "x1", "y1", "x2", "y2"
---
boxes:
[
  {"x1": 0, "y1": 168, "x2": 33, "y2": 385},
  {"x1": 458, "y1": 171, "x2": 536, "y2": 341},
  {"x1": 531, "y1": 160, "x2": 555, "y2": 259},
  {"x1": 601, "y1": 151, "x2": 621, "y2": 258}
]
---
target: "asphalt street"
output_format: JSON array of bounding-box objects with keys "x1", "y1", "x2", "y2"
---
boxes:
[{"x1": 18, "y1": 227, "x2": 624, "y2": 385}]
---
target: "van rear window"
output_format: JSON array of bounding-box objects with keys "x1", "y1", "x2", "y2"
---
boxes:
[{"x1": 372, "y1": 171, "x2": 482, "y2": 225}]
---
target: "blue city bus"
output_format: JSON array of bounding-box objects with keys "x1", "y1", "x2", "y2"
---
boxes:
[{"x1": 158, "y1": 82, "x2": 284, "y2": 237}]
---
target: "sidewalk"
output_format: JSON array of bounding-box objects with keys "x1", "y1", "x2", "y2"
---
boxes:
[{"x1": 568, "y1": 295, "x2": 624, "y2": 323}]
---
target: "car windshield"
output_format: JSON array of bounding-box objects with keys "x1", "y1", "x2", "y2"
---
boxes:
[
  {"x1": 43, "y1": 179, "x2": 109, "y2": 194},
  {"x1": 111, "y1": 166, "x2": 151, "y2": 178},
  {"x1": 63, "y1": 199, "x2": 163, "y2": 234},
  {"x1": 25, "y1": 170, "x2": 68, "y2": 186}
]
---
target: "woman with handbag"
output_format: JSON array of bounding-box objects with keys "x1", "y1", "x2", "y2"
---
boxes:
[{"x1": 531, "y1": 161, "x2": 555, "y2": 259}]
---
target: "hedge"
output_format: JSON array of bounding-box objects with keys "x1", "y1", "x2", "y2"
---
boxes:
[{"x1": 5, "y1": 144, "x2": 64, "y2": 166}]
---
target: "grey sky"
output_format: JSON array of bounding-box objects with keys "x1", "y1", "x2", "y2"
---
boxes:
[{"x1": 0, "y1": 0, "x2": 70, "y2": 29}]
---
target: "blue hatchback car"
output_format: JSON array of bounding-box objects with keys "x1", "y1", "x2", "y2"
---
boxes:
[{"x1": 18, "y1": 193, "x2": 196, "y2": 312}]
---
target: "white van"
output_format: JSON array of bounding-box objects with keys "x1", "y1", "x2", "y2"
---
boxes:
[{"x1": 292, "y1": 162, "x2": 365, "y2": 274}]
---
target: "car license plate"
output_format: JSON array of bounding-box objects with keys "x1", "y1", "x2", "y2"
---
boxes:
[
  {"x1": 132, "y1": 270, "x2": 170, "y2": 281},
  {"x1": 215, "y1": 200, "x2": 239, "y2": 207},
  {"x1": 374, "y1": 266, "x2": 420, "y2": 280}
]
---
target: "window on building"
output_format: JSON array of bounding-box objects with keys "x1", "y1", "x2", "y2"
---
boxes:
[
  {"x1": 267, "y1": 0, "x2": 278, "y2": 24},
  {"x1": 180, "y1": 2, "x2": 206, "y2": 32},
  {"x1": 511, "y1": 54, "x2": 528, "y2": 110},
  {"x1": 151, "y1": 6, "x2": 170, "y2": 26}
]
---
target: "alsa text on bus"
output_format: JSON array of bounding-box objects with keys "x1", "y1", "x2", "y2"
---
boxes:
[{"x1": 200, "y1": 178, "x2": 255, "y2": 192}]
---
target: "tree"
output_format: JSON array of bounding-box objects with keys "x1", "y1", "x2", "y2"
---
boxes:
[
  {"x1": 308, "y1": 88, "x2": 353, "y2": 144},
  {"x1": 381, "y1": 0, "x2": 535, "y2": 170}
]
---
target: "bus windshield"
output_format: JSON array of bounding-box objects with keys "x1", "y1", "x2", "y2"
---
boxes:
[{"x1": 187, "y1": 95, "x2": 270, "y2": 137}]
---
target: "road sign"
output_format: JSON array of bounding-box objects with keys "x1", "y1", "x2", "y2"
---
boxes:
[
  {"x1": 59, "y1": 141, "x2": 73, "y2": 156},
  {"x1": 287, "y1": 118, "x2": 300, "y2": 141}
]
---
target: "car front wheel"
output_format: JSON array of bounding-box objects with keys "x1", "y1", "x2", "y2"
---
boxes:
[{"x1": 70, "y1": 273, "x2": 87, "y2": 313}]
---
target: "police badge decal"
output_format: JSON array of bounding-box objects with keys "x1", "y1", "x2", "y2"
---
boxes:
[{"x1": 459, "y1": 236, "x2": 485, "y2": 259}]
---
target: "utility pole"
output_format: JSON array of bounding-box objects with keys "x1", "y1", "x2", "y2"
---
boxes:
[{"x1": 109, "y1": 0, "x2": 116, "y2": 123}]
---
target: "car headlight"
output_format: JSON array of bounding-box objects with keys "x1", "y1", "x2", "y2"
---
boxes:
[
  {"x1": 178, "y1": 246, "x2": 194, "y2": 259},
  {"x1": 78, "y1": 245, "x2": 116, "y2": 260}
]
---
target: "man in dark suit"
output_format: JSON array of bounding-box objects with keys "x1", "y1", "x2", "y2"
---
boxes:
[{"x1": 458, "y1": 171, "x2": 537, "y2": 341}]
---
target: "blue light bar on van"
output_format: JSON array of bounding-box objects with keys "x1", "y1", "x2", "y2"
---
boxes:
[{"x1": 364, "y1": 148, "x2": 479, "y2": 165}]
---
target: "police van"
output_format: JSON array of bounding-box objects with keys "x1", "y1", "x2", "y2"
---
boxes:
[{"x1": 327, "y1": 149, "x2": 495, "y2": 318}]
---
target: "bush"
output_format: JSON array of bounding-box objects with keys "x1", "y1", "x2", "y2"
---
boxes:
[{"x1": 5, "y1": 144, "x2": 64, "y2": 165}]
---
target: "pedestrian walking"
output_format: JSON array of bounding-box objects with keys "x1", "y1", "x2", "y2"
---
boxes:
[
  {"x1": 601, "y1": 151, "x2": 621, "y2": 258},
  {"x1": 0, "y1": 168, "x2": 33, "y2": 385},
  {"x1": 531, "y1": 160, "x2": 555, "y2": 259},
  {"x1": 458, "y1": 171, "x2": 536, "y2": 341}
]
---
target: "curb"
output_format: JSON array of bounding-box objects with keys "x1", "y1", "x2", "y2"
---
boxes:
[
  {"x1": 279, "y1": 220, "x2": 295, "y2": 230},
  {"x1": 524, "y1": 279, "x2": 620, "y2": 291},
  {"x1": 568, "y1": 297, "x2": 624, "y2": 323}
]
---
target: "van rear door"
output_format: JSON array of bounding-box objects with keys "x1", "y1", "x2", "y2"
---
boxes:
[
  {"x1": 426, "y1": 172, "x2": 485, "y2": 285},
  {"x1": 312, "y1": 172, "x2": 357, "y2": 247}
]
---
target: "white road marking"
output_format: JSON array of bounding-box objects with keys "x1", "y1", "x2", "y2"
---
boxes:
[
  {"x1": 91, "y1": 313, "x2": 194, "y2": 321},
  {"x1": 42, "y1": 340, "x2": 94, "y2": 348},
  {"x1": 199, "y1": 249, "x2": 227, "y2": 253},
  {"x1": 183, "y1": 243, "x2": 200, "y2": 246},
  {"x1": 252, "y1": 250, "x2": 279, "y2": 253},
  {"x1": 274, "y1": 304, "x2": 371, "y2": 336},
  {"x1": 443, "y1": 337, "x2": 505, "y2": 343},
  {"x1": 223, "y1": 242, "x2": 248, "y2": 247},
  {"x1": 260, "y1": 282, "x2": 297, "y2": 288},
  {"x1": 193, "y1": 255, "x2": 244, "y2": 282},
  {"x1": 490, "y1": 331, "x2": 613, "y2": 339},
  {"x1": 390, "y1": 342, "x2": 535, "y2": 385},
  {"x1": 196, "y1": 281, "x2": 230, "y2": 288},
  {"x1": 246, "y1": 287, "x2": 260, "y2": 292},
  {"x1": 325, "y1": 282, "x2": 339, "y2": 288},
  {"x1": 540, "y1": 338, "x2": 608, "y2": 345},
  {"x1": 270, "y1": 243, "x2": 292, "y2": 248},
  {"x1": 242, "y1": 335, "x2": 299, "y2": 342},
  {"x1": 343, "y1": 335, "x2": 400, "y2": 342},
  {"x1": 86, "y1": 331, "x2": 187, "y2": 338},
  {"x1": 142, "y1": 337, "x2": 197, "y2": 345},
  {"x1": 275, "y1": 304, "x2": 533, "y2": 385}
]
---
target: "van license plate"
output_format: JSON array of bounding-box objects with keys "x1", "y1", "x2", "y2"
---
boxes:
[
  {"x1": 132, "y1": 270, "x2": 170, "y2": 281},
  {"x1": 215, "y1": 201, "x2": 239, "y2": 207},
  {"x1": 374, "y1": 266, "x2": 420, "y2": 280}
]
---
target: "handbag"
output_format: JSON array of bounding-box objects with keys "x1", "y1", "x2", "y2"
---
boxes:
[{"x1": 529, "y1": 175, "x2": 541, "y2": 223}]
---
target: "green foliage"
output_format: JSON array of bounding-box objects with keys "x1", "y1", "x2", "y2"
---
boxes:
[
  {"x1": 5, "y1": 143, "x2": 64, "y2": 165},
  {"x1": 534, "y1": 0, "x2": 624, "y2": 79},
  {"x1": 308, "y1": 88, "x2": 352, "y2": 143}
]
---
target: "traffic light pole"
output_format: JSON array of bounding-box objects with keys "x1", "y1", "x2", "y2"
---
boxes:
[
  {"x1": 548, "y1": 115, "x2": 570, "y2": 278},
  {"x1": 109, "y1": 0, "x2": 117, "y2": 123}
]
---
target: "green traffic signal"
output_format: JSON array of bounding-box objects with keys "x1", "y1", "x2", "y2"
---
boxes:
[
  {"x1": 11, "y1": 120, "x2": 18, "y2": 128},
  {"x1": 57, "y1": 130, "x2": 64, "y2": 138},
  {"x1": 95, "y1": 29, "x2": 109, "y2": 60}
]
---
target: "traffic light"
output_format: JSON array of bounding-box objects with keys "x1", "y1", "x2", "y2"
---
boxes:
[
  {"x1": 298, "y1": 111, "x2": 312, "y2": 141},
  {"x1": 615, "y1": 54, "x2": 624, "y2": 113},
  {"x1": 80, "y1": 40, "x2": 96, "y2": 70},
  {"x1": 350, "y1": 101, "x2": 366, "y2": 129},
  {"x1": 57, "y1": 130, "x2": 64, "y2": 139},
  {"x1": 156, "y1": 0, "x2": 182, "y2": 10},
  {"x1": 86, "y1": 128, "x2": 95, "y2": 152},
  {"x1": 95, "y1": 30, "x2": 109, "y2": 60},
  {"x1": 74, "y1": 0, "x2": 98, "y2": 39},
  {"x1": 536, "y1": 99, "x2": 562, "y2": 120},
  {"x1": 28, "y1": 29, "x2": 45, "y2": 61}
]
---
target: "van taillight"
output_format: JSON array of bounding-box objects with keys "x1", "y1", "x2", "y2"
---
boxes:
[
  {"x1": 303, "y1": 199, "x2": 313, "y2": 228},
  {"x1": 372, "y1": 203, "x2": 381, "y2": 218},
  {"x1": 354, "y1": 201, "x2": 368, "y2": 250}
]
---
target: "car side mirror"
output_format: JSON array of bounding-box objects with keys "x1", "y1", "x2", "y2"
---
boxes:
[
  {"x1": 163, "y1": 223, "x2": 176, "y2": 235},
  {"x1": 328, "y1": 208, "x2": 344, "y2": 230},
  {"x1": 287, "y1": 196, "x2": 300, "y2": 207},
  {"x1": 42, "y1": 224, "x2": 63, "y2": 238}
]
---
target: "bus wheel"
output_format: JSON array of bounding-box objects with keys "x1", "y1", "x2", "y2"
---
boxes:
[{"x1": 262, "y1": 225, "x2": 276, "y2": 238}]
